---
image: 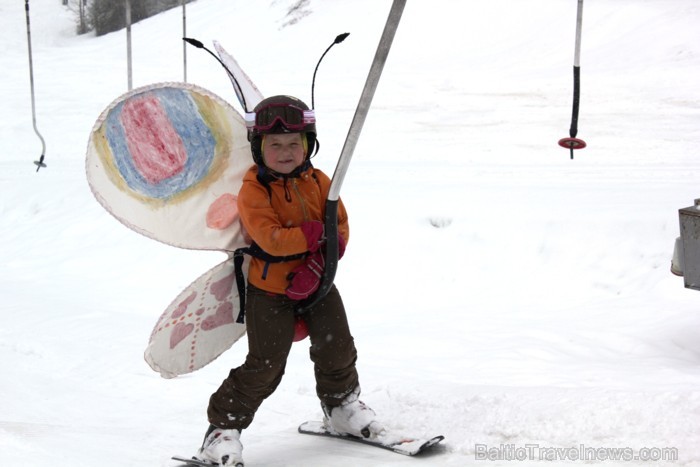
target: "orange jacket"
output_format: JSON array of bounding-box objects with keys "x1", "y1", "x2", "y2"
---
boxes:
[{"x1": 237, "y1": 165, "x2": 349, "y2": 295}]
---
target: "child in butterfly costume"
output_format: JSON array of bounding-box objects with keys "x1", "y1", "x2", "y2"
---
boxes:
[{"x1": 195, "y1": 96, "x2": 383, "y2": 467}]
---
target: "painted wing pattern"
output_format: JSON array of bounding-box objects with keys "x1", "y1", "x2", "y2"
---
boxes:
[{"x1": 86, "y1": 43, "x2": 265, "y2": 378}]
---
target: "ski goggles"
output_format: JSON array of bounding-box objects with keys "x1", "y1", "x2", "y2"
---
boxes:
[{"x1": 245, "y1": 104, "x2": 315, "y2": 132}]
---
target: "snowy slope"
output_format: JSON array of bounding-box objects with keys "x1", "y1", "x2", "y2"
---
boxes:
[{"x1": 1, "y1": 0, "x2": 700, "y2": 466}]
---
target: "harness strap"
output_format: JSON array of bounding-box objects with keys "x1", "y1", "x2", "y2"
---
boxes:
[{"x1": 232, "y1": 242, "x2": 306, "y2": 323}]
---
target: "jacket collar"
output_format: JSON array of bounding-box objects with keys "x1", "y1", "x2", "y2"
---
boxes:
[{"x1": 256, "y1": 159, "x2": 313, "y2": 185}]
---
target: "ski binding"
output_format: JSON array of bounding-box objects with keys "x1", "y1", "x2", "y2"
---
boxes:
[{"x1": 171, "y1": 455, "x2": 243, "y2": 467}]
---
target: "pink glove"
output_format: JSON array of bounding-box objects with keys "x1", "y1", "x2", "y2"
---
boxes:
[
  {"x1": 286, "y1": 251, "x2": 325, "y2": 300},
  {"x1": 300, "y1": 221, "x2": 324, "y2": 253}
]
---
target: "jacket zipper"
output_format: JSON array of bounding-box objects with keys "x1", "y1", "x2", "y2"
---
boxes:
[{"x1": 291, "y1": 178, "x2": 310, "y2": 221}]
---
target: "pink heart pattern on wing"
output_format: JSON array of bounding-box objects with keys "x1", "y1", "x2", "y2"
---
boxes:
[
  {"x1": 170, "y1": 322, "x2": 194, "y2": 349},
  {"x1": 172, "y1": 291, "x2": 197, "y2": 319},
  {"x1": 202, "y1": 302, "x2": 234, "y2": 331},
  {"x1": 210, "y1": 272, "x2": 234, "y2": 301}
]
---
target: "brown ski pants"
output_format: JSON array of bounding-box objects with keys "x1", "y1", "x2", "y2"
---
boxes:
[{"x1": 207, "y1": 283, "x2": 359, "y2": 430}]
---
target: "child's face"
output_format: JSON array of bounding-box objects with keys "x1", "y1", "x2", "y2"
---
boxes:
[{"x1": 262, "y1": 133, "x2": 306, "y2": 174}]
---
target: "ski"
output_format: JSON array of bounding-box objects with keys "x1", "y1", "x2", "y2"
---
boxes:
[
  {"x1": 171, "y1": 455, "x2": 243, "y2": 467},
  {"x1": 171, "y1": 456, "x2": 212, "y2": 466},
  {"x1": 298, "y1": 421, "x2": 444, "y2": 456}
]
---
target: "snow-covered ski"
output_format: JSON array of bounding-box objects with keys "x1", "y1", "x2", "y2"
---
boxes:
[
  {"x1": 171, "y1": 455, "x2": 243, "y2": 467},
  {"x1": 298, "y1": 421, "x2": 444, "y2": 456},
  {"x1": 171, "y1": 456, "x2": 211, "y2": 466}
]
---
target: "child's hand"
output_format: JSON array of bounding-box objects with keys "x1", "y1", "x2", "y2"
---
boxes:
[
  {"x1": 301, "y1": 221, "x2": 325, "y2": 252},
  {"x1": 285, "y1": 251, "x2": 325, "y2": 300}
]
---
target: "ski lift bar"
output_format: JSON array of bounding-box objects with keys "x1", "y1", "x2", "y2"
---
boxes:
[
  {"x1": 558, "y1": 0, "x2": 586, "y2": 159},
  {"x1": 126, "y1": 0, "x2": 133, "y2": 90},
  {"x1": 296, "y1": 0, "x2": 407, "y2": 313},
  {"x1": 25, "y1": 0, "x2": 47, "y2": 171},
  {"x1": 182, "y1": 0, "x2": 187, "y2": 82}
]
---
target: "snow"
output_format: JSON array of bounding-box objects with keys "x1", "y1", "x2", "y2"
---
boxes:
[{"x1": 1, "y1": 0, "x2": 700, "y2": 465}]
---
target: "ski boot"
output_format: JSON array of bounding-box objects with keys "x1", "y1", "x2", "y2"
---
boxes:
[
  {"x1": 195, "y1": 424, "x2": 244, "y2": 467},
  {"x1": 322, "y1": 386, "x2": 385, "y2": 439}
]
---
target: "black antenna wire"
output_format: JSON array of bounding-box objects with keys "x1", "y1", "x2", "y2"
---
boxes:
[
  {"x1": 311, "y1": 33, "x2": 350, "y2": 109},
  {"x1": 183, "y1": 37, "x2": 249, "y2": 112}
]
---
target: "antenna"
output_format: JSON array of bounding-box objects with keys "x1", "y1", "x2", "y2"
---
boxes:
[{"x1": 311, "y1": 33, "x2": 350, "y2": 109}]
